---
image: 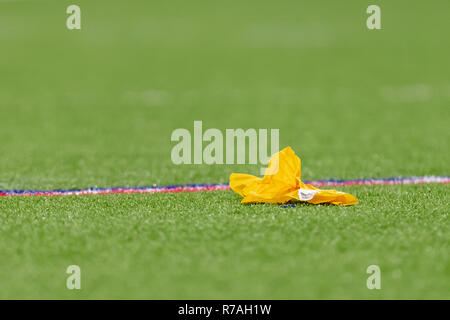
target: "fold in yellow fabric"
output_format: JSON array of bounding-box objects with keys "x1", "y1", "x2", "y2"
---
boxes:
[{"x1": 230, "y1": 147, "x2": 358, "y2": 205}]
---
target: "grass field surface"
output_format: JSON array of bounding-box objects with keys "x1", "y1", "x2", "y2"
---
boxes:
[{"x1": 0, "y1": 1, "x2": 449, "y2": 299}]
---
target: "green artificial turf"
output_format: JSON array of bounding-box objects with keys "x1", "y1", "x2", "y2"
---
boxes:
[{"x1": 0, "y1": 0, "x2": 449, "y2": 299}]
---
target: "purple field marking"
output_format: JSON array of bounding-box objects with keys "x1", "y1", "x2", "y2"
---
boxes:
[{"x1": 0, "y1": 176, "x2": 448, "y2": 197}]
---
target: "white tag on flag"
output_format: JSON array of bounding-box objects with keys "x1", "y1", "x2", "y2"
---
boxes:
[{"x1": 298, "y1": 188, "x2": 318, "y2": 201}]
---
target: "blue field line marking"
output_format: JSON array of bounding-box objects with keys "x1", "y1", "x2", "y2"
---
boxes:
[{"x1": 0, "y1": 176, "x2": 448, "y2": 196}]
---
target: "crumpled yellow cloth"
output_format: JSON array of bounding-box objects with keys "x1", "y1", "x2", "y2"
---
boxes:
[{"x1": 230, "y1": 147, "x2": 358, "y2": 205}]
